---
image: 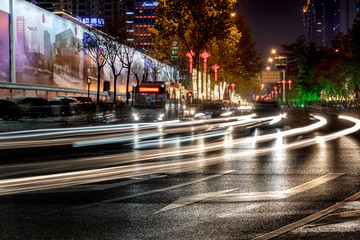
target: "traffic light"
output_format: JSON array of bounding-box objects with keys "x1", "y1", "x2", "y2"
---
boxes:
[{"x1": 187, "y1": 92, "x2": 192, "y2": 97}]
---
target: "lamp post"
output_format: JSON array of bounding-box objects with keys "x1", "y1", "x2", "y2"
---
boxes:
[{"x1": 87, "y1": 77, "x2": 91, "y2": 99}]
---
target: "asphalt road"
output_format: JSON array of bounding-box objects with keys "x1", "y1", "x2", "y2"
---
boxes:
[{"x1": 2, "y1": 109, "x2": 360, "y2": 240}]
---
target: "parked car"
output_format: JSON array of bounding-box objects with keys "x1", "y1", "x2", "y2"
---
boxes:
[
  {"x1": 69, "y1": 96, "x2": 95, "y2": 114},
  {"x1": 0, "y1": 99, "x2": 21, "y2": 120},
  {"x1": 48, "y1": 97, "x2": 77, "y2": 116},
  {"x1": 15, "y1": 97, "x2": 52, "y2": 118}
]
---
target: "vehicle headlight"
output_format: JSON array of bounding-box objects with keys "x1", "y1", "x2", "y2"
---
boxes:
[
  {"x1": 158, "y1": 113, "x2": 164, "y2": 121},
  {"x1": 195, "y1": 113, "x2": 205, "y2": 118},
  {"x1": 220, "y1": 111, "x2": 232, "y2": 117},
  {"x1": 132, "y1": 113, "x2": 139, "y2": 121}
]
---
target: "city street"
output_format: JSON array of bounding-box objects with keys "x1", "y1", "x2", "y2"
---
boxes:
[{"x1": 2, "y1": 110, "x2": 360, "y2": 239}]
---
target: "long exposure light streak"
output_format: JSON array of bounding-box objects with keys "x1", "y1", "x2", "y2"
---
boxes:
[
  {"x1": 0, "y1": 115, "x2": 327, "y2": 180},
  {"x1": 0, "y1": 114, "x2": 264, "y2": 149},
  {"x1": 73, "y1": 132, "x2": 165, "y2": 148},
  {"x1": 1, "y1": 115, "x2": 358, "y2": 196}
]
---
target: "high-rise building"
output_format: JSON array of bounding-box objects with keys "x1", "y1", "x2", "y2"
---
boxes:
[
  {"x1": 303, "y1": 0, "x2": 360, "y2": 47},
  {"x1": 27, "y1": 0, "x2": 56, "y2": 12},
  {"x1": 28, "y1": 0, "x2": 157, "y2": 48},
  {"x1": 125, "y1": 1, "x2": 158, "y2": 50}
]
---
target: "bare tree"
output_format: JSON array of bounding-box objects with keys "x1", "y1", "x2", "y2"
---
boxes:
[
  {"x1": 82, "y1": 32, "x2": 109, "y2": 102},
  {"x1": 119, "y1": 45, "x2": 136, "y2": 104},
  {"x1": 132, "y1": 56, "x2": 149, "y2": 85},
  {"x1": 104, "y1": 39, "x2": 124, "y2": 103},
  {"x1": 102, "y1": 16, "x2": 129, "y2": 103}
]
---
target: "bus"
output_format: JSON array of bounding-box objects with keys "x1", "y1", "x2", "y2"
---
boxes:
[{"x1": 132, "y1": 82, "x2": 194, "y2": 121}]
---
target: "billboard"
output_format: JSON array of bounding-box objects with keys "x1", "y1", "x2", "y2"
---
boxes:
[
  {"x1": 0, "y1": 0, "x2": 176, "y2": 95},
  {"x1": 0, "y1": 10, "x2": 10, "y2": 83},
  {"x1": 262, "y1": 71, "x2": 281, "y2": 83}
]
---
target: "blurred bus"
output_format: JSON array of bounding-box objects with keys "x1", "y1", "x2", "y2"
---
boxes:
[{"x1": 132, "y1": 82, "x2": 195, "y2": 121}]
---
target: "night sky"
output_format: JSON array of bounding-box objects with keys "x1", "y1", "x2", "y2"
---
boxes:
[{"x1": 235, "y1": 0, "x2": 305, "y2": 55}]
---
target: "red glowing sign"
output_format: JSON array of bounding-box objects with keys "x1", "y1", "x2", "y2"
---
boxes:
[
  {"x1": 138, "y1": 87, "x2": 160, "y2": 93},
  {"x1": 186, "y1": 50, "x2": 195, "y2": 74}
]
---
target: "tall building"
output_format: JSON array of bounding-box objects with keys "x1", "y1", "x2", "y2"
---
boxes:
[
  {"x1": 125, "y1": 1, "x2": 158, "y2": 50},
  {"x1": 28, "y1": 0, "x2": 157, "y2": 48},
  {"x1": 27, "y1": 0, "x2": 56, "y2": 12},
  {"x1": 303, "y1": 0, "x2": 360, "y2": 47}
]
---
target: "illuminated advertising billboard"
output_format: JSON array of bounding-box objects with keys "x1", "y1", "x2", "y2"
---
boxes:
[
  {"x1": 0, "y1": 0, "x2": 10, "y2": 83},
  {"x1": 12, "y1": 0, "x2": 113, "y2": 91},
  {"x1": 0, "y1": 10, "x2": 10, "y2": 83},
  {"x1": 0, "y1": 0, "x2": 176, "y2": 95}
]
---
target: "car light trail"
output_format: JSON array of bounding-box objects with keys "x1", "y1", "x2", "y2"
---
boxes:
[
  {"x1": 0, "y1": 114, "x2": 328, "y2": 179},
  {"x1": 134, "y1": 131, "x2": 229, "y2": 149},
  {"x1": 0, "y1": 114, "x2": 261, "y2": 149},
  {"x1": 3, "y1": 114, "x2": 355, "y2": 196},
  {"x1": 73, "y1": 132, "x2": 165, "y2": 148}
]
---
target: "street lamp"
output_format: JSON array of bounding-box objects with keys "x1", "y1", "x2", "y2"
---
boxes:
[
  {"x1": 271, "y1": 49, "x2": 276, "y2": 55},
  {"x1": 87, "y1": 77, "x2": 91, "y2": 99}
]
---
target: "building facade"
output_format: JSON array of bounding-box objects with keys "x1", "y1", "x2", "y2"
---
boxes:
[
  {"x1": 28, "y1": 0, "x2": 158, "y2": 49},
  {"x1": 303, "y1": 0, "x2": 360, "y2": 47},
  {"x1": 0, "y1": 0, "x2": 174, "y2": 100},
  {"x1": 124, "y1": 1, "x2": 157, "y2": 50}
]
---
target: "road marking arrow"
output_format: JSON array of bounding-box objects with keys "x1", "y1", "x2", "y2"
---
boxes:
[{"x1": 157, "y1": 173, "x2": 344, "y2": 213}]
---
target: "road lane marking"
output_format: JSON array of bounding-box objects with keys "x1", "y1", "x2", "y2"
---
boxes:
[
  {"x1": 158, "y1": 173, "x2": 344, "y2": 212},
  {"x1": 155, "y1": 189, "x2": 239, "y2": 214},
  {"x1": 41, "y1": 170, "x2": 234, "y2": 215},
  {"x1": 307, "y1": 210, "x2": 360, "y2": 227},
  {"x1": 101, "y1": 170, "x2": 235, "y2": 204},
  {"x1": 252, "y1": 188, "x2": 360, "y2": 240}
]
